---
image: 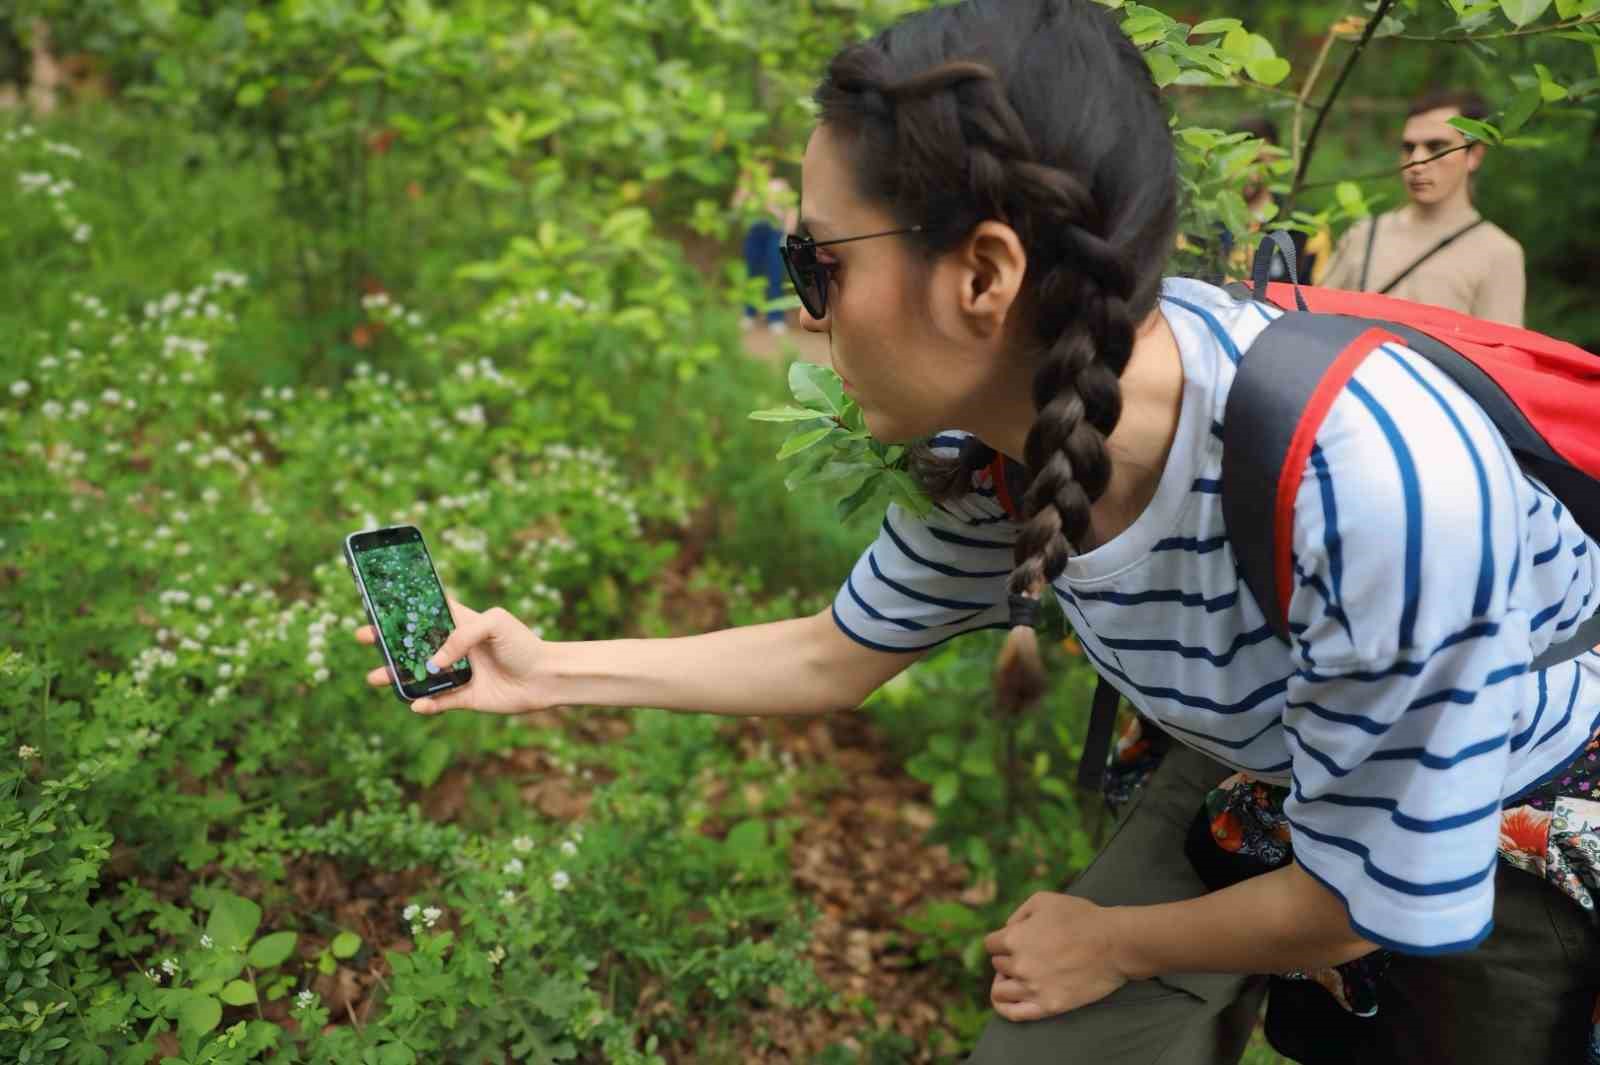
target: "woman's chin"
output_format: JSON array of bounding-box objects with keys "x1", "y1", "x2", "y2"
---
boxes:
[{"x1": 859, "y1": 407, "x2": 923, "y2": 446}]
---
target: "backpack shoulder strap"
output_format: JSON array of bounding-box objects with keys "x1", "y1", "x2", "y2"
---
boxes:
[
  {"x1": 1226, "y1": 297, "x2": 1600, "y2": 670},
  {"x1": 1223, "y1": 311, "x2": 1407, "y2": 638}
]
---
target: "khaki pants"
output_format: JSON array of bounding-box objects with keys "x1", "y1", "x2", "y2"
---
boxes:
[{"x1": 964, "y1": 742, "x2": 1600, "y2": 1065}]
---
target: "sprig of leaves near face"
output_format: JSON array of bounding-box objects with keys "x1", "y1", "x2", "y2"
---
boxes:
[{"x1": 749, "y1": 362, "x2": 935, "y2": 523}]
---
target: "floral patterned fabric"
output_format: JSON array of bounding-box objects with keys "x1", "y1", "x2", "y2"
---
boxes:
[
  {"x1": 1102, "y1": 712, "x2": 1600, "y2": 1058},
  {"x1": 1197, "y1": 725, "x2": 1600, "y2": 1060}
]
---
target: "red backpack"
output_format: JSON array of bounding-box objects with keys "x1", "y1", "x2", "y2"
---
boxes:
[{"x1": 993, "y1": 233, "x2": 1600, "y2": 790}]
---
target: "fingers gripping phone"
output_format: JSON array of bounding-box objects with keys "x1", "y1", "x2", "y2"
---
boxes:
[{"x1": 344, "y1": 525, "x2": 472, "y2": 704}]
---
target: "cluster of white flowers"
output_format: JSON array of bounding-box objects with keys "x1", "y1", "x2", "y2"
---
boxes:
[
  {"x1": 17, "y1": 745, "x2": 38, "y2": 760},
  {"x1": 454, "y1": 357, "x2": 507, "y2": 384},
  {"x1": 200, "y1": 934, "x2": 214, "y2": 949},
  {"x1": 161, "y1": 958, "x2": 179, "y2": 976},
  {"x1": 105, "y1": 727, "x2": 163, "y2": 753},
  {"x1": 481, "y1": 287, "x2": 591, "y2": 328},
  {"x1": 511, "y1": 834, "x2": 534, "y2": 853},
  {"x1": 453, "y1": 403, "x2": 487, "y2": 428},
  {"x1": 402, "y1": 903, "x2": 444, "y2": 932},
  {"x1": 486, "y1": 945, "x2": 507, "y2": 967},
  {"x1": 132, "y1": 645, "x2": 180, "y2": 687},
  {"x1": 295, "y1": 989, "x2": 317, "y2": 1009},
  {"x1": 16, "y1": 160, "x2": 91, "y2": 243},
  {"x1": 162, "y1": 333, "x2": 212, "y2": 360},
  {"x1": 550, "y1": 870, "x2": 571, "y2": 892},
  {"x1": 502, "y1": 858, "x2": 525, "y2": 876},
  {"x1": 1, "y1": 123, "x2": 37, "y2": 145},
  {"x1": 360, "y1": 291, "x2": 426, "y2": 329},
  {"x1": 305, "y1": 609, "x2": 337, "y2": 684},
  {"x1": 439, "y1": 525, "x2": 489, "y2": 556},
  {"x1": 70, "y1": 292, "x2": 110, "y2": 320}
]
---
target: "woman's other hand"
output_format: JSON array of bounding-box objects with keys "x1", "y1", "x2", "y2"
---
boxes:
[{"x1": 983, "y1": 892, "x2": 1130, "y2": 1022}]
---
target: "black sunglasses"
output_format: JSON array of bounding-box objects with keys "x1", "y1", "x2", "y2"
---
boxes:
[{"x1": 779, "y1": 225, "x2": 925, "y2": 320}]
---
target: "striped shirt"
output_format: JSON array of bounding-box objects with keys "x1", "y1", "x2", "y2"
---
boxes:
[{"x1": 831, "y1": 277, "x2": 1600, "y2": 954}]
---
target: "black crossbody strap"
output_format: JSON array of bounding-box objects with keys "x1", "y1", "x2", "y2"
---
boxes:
[
  {"x1": 1376, "y1": 218, "x2": 1484, "y2": 296},
  {"x1": 1358, "y1": 214, "x2": 1380, "y2": 292},
  {"x1": 1077, "y1": 675, "x2": 1123, "y2": 792}
]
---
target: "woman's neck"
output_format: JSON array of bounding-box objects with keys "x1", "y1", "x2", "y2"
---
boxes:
[{"x1": 989, "y1": 306, "x2": 1185, "y2": 551}]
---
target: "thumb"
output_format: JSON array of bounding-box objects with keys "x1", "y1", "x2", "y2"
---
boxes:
[{"x1": 427, "y1": 606, "x2": 499, "y2": 673}]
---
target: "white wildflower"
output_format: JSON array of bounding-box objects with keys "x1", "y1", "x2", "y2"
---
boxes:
[
  {"x1": 18, "y1": 745, "x2": 38, "y2": 760},
  {"x1": 560, "y1": 840, "x2": 578, "y2": 857},
  {"x1": 200, "y1": 934, "x2": 213, "y2": 949},
  {"x1": 511, "y1": 835, "x2": 534, "y2": 853},
  {"x1": 402, "y1": 904, "x2": 420, "y2": 922},
  {"x1": 502, "y1": 858, "x2": 524, "y2": 876},
  {"x1": 9, "y1": 380, "x2": 29, "y2": 397},
  {"x1": 295, "y1": 989, "x2": 315, "y2": 1008},
  {"x1": 550, "y1": 870, "x2": 570, "y2": 892}
]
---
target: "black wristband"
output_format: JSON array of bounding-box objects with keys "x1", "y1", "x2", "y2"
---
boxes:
[{"x1": 1007, "y1": 592, "x2": 1042, "y2": 629}]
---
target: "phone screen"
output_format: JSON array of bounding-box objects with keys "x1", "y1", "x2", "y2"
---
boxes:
[{"x1": 348, "y1": 526, "x2": 470, "y2": 700}]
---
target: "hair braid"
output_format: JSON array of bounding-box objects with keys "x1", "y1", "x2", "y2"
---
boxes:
[{"x1": 812, "y1": 0, "x2": 1177, "y2": 716}]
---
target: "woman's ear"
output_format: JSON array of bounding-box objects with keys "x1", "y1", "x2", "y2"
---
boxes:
[{"x1": 953, "y1": 220, "x2": 1028, "y2": 340}]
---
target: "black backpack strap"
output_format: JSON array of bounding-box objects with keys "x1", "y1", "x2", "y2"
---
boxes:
[
  {"x1": 1358, "y1": 214, "x2": 1380, "y2": 292},
  {"x1": 1376, "y1": 218, "x2": 1485, "y2": 296},
  {"x1": 1251, "y1": 230, "x2": 1309, "y2": 311},
  {"x1": 1077, "y1": 675, "x2": 1123, "y2": 792},
  {"x1": 1223, "y1": 312, "x2": 1404, "y2": 639}
]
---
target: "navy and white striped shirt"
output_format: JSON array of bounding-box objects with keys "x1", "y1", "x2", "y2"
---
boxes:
[{"x1": 832, "y1": 277, "x2": 1600, "y2": 954}]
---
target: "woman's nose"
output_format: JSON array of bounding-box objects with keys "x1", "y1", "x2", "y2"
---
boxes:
[{"x1": 800, "y1": 304, "x2": 828, "y2": 333}]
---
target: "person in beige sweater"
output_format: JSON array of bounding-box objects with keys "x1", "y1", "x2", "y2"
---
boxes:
[{"x1": 1322, "y1": 90, "x2": 1526, "y2": 326}]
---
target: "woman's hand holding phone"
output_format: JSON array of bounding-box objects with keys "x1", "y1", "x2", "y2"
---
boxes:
[{"x1": 356, "y1": 597, "x2": 547, "y2": 715}]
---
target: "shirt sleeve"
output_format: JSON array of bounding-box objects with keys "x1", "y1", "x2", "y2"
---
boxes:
[
  {"x1": 1278, "y1": 341, "x2": 1533, "y2": 954},
  {"x1": 830, "y1": 446, "x2": 1018, "y2": 653}
]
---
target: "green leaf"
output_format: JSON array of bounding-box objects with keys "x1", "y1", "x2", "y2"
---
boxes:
[
  {"x1": 724, "y1": 819, "x2": 768, "y2": 863},
  {"x1": 236, "y1": 83, "x2": 267, "y2": 108},
  {"x1": 787, "y1": 361, "x2": 845, "y2": 417},
  {"x1": 1245, "y1": 57, "x2": 1291, "y2": 86},
  {"x1": 1336, "y1": 181, "x2": 1365, "y2": 213},
  {"x1": 748, "y1": 406, "x2": 830, "y2": 422},
  {"x1": 377, "y1": 1043, "x2": 417, "y2": 1065},
  {"x1": 1189, "y1": 17, "x2": 1243, "y2": 35},
  {"x1": 932, "y1": 773, "x2": 960, "y2": 807},
  {"x1": 1499, "y1": 0, "x2": 1555, "y2": 25},
  {"x1": 1448, "y1": 116, "x2": 1502, "y2": 144},
  {"x1": 178, "y1": 993, "x2": 222, "y2": 1037},
  {"x1": 219, "y1": 980, "x2": 258, "y2": 1006},
  {"x1": 1502, "y1": 84, "x2": 1543, "y2": 135},
  {"x1": 1535, "y1": 63, "x2": 1570, "y2": 101},
  {"x1": 776, "y1": 427, "x2": 833, "y2": 461},
  {"x1": 836, "y1": 474, "x2": 883, "y2": 523},
  {"x1": 206, "y1": 894, "x2": 261, "y2": 952},
  {"x1": 247, "y1": 932, "x2": 298, "y2": 969},
  {"x1": 1146, "y1": 52, "x2": 1180, "y2": 86},
  {"x1": 331, "y1": 932, "x2": 362, "y2": 960}
]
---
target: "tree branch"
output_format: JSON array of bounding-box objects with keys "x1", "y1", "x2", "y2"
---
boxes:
[
  {"x1": 1285, "y1": 0, "x2": 1401, "y2": 217},
  {"x1": 1391, "y1": 12, "x2": 1600, "y2": 43}
]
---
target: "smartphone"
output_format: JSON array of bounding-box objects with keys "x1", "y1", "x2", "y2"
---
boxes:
[{"x1": 343, "y1": 524, "x2": 472, "y2": 704}]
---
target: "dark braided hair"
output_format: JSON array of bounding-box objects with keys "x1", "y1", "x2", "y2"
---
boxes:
[{"x1": 815, "y1": 0, "x2": 1178, "y2": 710}]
